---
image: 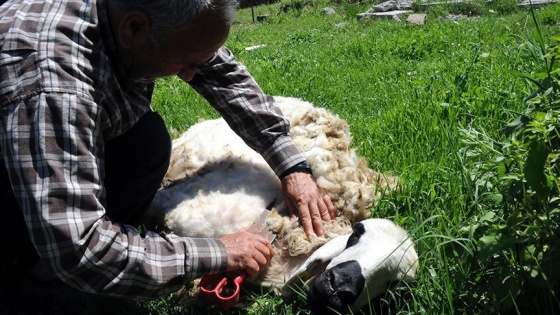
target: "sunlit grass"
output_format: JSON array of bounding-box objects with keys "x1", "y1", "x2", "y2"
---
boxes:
[{"x1": 150, "y1": 3, "x2": 560, "y2": 314}]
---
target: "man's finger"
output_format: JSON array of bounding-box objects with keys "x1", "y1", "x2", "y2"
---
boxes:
[
  {"x1": 246, "y1": 260, "x2": 260, "y2": 280},
  {"x1": 257, "y1": 238, "x2": 273, "y2": 262},
  {"x1": 253, "y1": 250, "x2": 267, "y2": 268},
  {"x1": 285, "y1": 195, "x2": 297, "y2": 216},
  {"x1": 318, "y1": 197, "x2": 331, "y2": 222},
  {"x1": 298, "y1": 205, "x2": 315, "y2": 239},
  {"x1": 323, "y1": 193, "x2": 336, "y2": 219},
  {"x1": 309, "y1": 202, "x2": 324, "y2": 237}
]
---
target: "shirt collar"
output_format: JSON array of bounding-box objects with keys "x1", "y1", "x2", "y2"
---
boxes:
[
  {"x1": 96, "y1": 0, "x2": 153, "y2": 95},
  {"x1": 97, "y1": 0, "x2": 129, "y2": 81}
]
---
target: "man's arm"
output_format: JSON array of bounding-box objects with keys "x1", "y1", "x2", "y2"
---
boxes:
[
  {"x1": 188, "y1": 47, "x2": 336, "y2": 237},
  {"x1": 188, "y1": 47, "x2": 306, "y2": 176},
  {"x1": 0, "y1": 93, "x2": 227, "y2": 299}
]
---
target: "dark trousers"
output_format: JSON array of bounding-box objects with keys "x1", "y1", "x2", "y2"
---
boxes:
[
  {"x1": 0, "y1": 110, "x2": 171, "y2": 288},
  {"x1": 103, "y1": 110, "x2": 171, "y2": 227}
]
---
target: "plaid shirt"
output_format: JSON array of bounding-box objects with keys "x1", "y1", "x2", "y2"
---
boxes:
[{"x1": 0, "y1": 0, "x2": 304, "y2": 299}]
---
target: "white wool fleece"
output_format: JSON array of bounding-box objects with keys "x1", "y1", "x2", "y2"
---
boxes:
[{"x1": 147, "y1": 96, "x2": 401, "y2": 287}]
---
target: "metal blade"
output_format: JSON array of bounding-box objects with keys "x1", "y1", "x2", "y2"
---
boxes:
[
  {"x1": 246, "y1": 208, "x2": 272, "y2": 234},
  {"x1": 268, "y1": 230, "x2": 277, "y2": 244},
  {"x1": 246, "y1": 200, "x2": 277, "y2": 243}
]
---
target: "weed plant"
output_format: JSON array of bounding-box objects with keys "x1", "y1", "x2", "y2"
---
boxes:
[{"x1": 457, "y1": 20, "x2": 560, "y2": 314}]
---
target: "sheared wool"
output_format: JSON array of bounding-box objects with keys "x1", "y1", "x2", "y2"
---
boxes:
[{"x1": 147, "y1": 96, "x2": 400, "y2": 287}]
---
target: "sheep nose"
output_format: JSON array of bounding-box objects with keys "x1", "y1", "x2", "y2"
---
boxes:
[
  {"x1": 308, "y1": 260, "x2": 365, "y2": 314},
  {"x1": 328, "y1": 261, "x2": 364, "y2": 304}
]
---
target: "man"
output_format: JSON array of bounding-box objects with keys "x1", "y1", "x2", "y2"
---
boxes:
[{"x1": 0, "y1": 0, "x2": 335, "y2": 301}]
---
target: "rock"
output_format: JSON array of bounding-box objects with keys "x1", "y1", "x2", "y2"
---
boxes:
[
  {"x1": 406, "y1": 13, "x2": 427, "y2": 24},
  {"x1": 518, "y1": 0, "x2": 559, "y2": 7},
  {"x1": 368, "y1": 0, "x2": 398, "y2": 12},
  {"x1": 357, "y1": 10, "x2": 412, "y2": 21},
  {"x1": 322, "y1": 7, "x2": 336, "y2": 15}
]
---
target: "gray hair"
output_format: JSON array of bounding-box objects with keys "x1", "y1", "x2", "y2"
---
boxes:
[{"x1": 112, "y1": 0, "x2": 238, "y2": 45}]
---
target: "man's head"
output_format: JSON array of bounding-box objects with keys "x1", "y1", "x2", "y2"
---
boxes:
[{"x1": 108, "y1": 0, "x2": 238, "y2": 83}]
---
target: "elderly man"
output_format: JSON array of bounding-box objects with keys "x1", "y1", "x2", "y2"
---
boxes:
[{"x1": 0, "y1": 0, "x2": 335, "y2": 302}]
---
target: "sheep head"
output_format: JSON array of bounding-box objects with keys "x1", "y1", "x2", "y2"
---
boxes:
[{"x1": 282, "y1": 219, "x2": 418, "y2": 314}]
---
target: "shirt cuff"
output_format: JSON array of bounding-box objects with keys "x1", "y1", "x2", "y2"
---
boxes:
[
  {"x1": 262, "y1": 135, "x2": 307, "y2": 177},
  {"x1": 280, "y1": 160, "x2": 313, "y2": 179},
  {"x1": 184, "y1": 237, "x2": 228, "y2": 279}
]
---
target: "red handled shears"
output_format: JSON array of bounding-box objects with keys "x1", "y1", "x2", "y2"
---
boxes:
[
  {"x1": 199, "y1": 205, "x2": 276, "y2": 309},
  {"x1": 199, "y1": 271, "x2": 249, "y2": 309}
]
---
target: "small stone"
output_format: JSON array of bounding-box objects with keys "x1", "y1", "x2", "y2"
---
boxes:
[
  {"x1": 322, "y1": 7, "x2": 336, "y2": 15},
  {"x1": 406, "y1": 13, "x2": 427, "y2": 24}
]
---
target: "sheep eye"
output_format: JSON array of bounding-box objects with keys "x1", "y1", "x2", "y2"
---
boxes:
[
  {"x1": 345, "y1": 222, "x2": 365, "y2": 248},
  {"x1": 353, "y1": 222, "x2": 366, "y2": 236}
]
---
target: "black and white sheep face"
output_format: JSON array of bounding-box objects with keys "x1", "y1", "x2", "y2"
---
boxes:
[{"x1": 282, "y1": 219, "x2": 418, "y2": 315}]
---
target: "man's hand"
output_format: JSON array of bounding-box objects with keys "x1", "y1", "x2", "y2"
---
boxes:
[
  {"x1": 282, "y1": 172, "x2": 336, "y2": 238},
  {"x1": 219, "y1": 230, "x2": 273, "y2": 280}
]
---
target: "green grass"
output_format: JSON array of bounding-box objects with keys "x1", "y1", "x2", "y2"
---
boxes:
[
  {"x1": 151, "y1": 2, "x2": 560, "y2": 314},
  {"x1": 6, "y1": 1, "x2": 560, "y2": 314}
]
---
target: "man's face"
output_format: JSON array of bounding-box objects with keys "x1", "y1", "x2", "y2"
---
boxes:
[{"x1": 119, "y1": 13, "x2": 230, "y2": 83}]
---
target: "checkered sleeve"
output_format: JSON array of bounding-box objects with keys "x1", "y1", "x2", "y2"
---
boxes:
[
  {"x1": 0, "y1": 0, "x2": 229, "y2": 299},
  {"x1": 0, "y1": 93, "x2": 227, "y2": 299},
  {"x1": 188, "y1": 47, "x2": 306, "y2": 176}
]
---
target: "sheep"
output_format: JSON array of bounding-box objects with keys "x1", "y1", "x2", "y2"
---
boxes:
[
  {"x1": 283, "y1": 218, "x2": 418, "y2": 314},
  {"x1": 147, "y1": 96, "x2": 418, "y2": 312}
]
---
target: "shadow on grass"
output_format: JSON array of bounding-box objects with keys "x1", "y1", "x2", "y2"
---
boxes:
[
  {"x1": 0, "y1": 276, "x2": 308, "y2": 315},
  {"x1": 1, "y1": 276, "x2": 416, "y2": 315},
  {"x1": 1, "y1": 276, "x2": 154, "y2": 315}
]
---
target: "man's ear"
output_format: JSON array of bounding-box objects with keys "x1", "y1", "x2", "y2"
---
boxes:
[{"x1": 117, "y1": 11, "x2": 151, "y2": 49}]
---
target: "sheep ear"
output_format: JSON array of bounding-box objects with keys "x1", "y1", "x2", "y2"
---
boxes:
[{"x1": 281, "y1": 234, "x2": 350, "y2": 298}]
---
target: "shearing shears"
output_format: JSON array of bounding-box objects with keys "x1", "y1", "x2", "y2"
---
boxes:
[{"x1": 199, "y1": 206, "x2": 276, "y2": 309}]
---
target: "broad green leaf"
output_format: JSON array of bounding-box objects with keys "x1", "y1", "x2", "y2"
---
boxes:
[{"x1": 524, "y1": 141, "x2": 551, "y2": 200}]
